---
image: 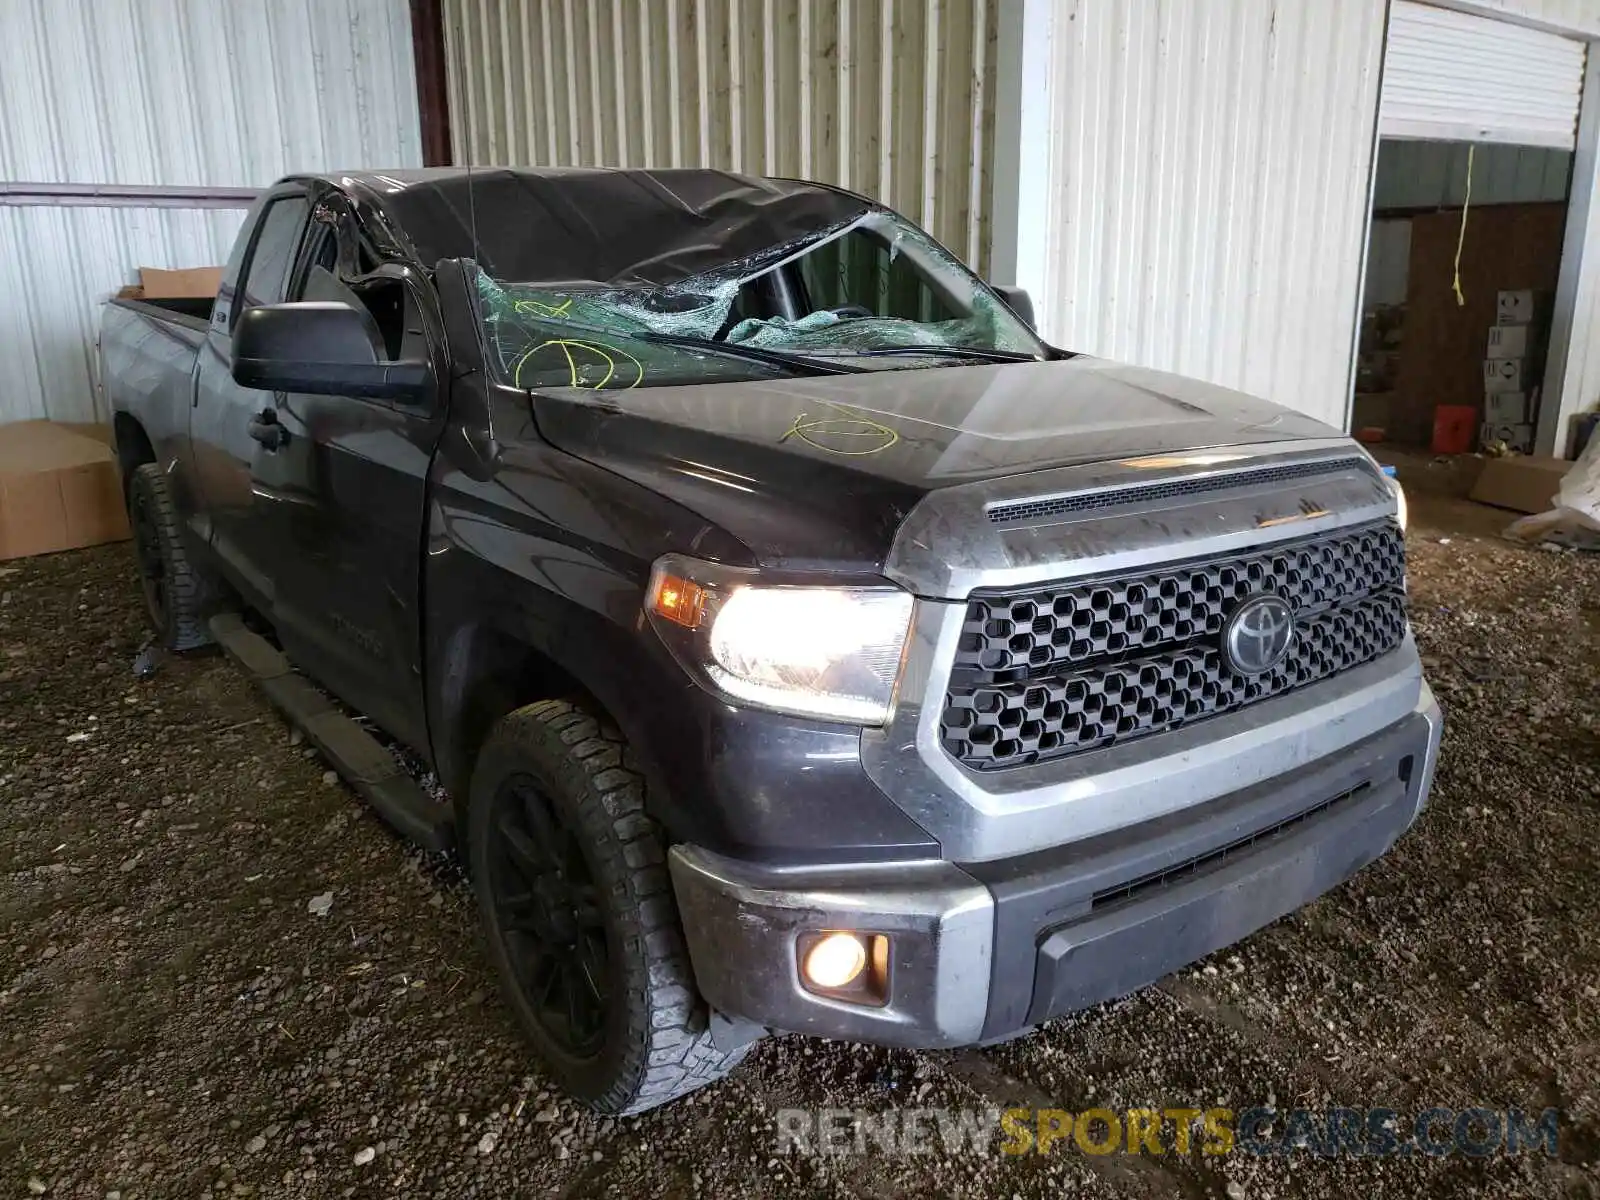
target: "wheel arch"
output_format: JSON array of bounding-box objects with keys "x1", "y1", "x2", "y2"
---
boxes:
[
  {"x1": 112, "y1": 411, "x2": 157, "y2": 494},
  {"x1": 428, "y1": 610, "x2": 689, "y2": 841}
]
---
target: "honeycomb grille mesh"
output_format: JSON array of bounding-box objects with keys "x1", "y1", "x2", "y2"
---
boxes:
[{"x1": 940, "y1": 522, "x2": 1407, "y2": 770}]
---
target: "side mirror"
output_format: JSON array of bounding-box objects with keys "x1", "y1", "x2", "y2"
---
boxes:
[
  {"x1": 232, "y1": 302, "x2": 430, "y2": 401},
  {"x1": 992, "y1": 285, "x2": 1035, "y2": 330}
]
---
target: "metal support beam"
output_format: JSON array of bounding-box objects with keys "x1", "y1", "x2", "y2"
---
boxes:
[
  {"x1": 988, "y1": 0, "x2": 1055, "y2": 296},
  {"x1": 1539, "y1": 40, "x2": 1600, "y2": 458},
  {"x1": 987, "y1": 0, "x2": 1026, "y2": 287},
  {"x1": 0, "y1": 183, "x2": 256, "y2": 208},
  {"x1": 410, "y1": 0, "x2": 453, "y2": 166}
]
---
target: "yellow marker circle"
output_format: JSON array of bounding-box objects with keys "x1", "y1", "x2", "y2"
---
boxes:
[
  {"x1": 783, "y1": 412, "x2": 899, "y2": 457},
  {"x1": 510, "y1": 338, "x2": 643, "y2": 390}
]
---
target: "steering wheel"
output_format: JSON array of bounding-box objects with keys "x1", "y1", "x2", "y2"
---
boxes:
[{"x1": 824, "y1": 304, "x2": 874, "y2": 320}]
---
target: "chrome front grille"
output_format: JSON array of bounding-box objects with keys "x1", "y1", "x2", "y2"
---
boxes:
[{"x1": 939, "y1": 521, "x2": 1407, "y2": 770}]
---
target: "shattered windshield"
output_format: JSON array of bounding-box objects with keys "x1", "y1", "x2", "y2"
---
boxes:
[{"x1": 477, "y1": 211, "x2": 1047, "y2": 391}]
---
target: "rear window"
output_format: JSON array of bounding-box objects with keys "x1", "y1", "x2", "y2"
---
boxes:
[{"x1": 238, "y1": 196, "x2": 310, "y2": 314}]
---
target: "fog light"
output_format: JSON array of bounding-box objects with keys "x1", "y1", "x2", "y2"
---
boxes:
[{"x1": 802, "y1": 932, "x2": 867, "y2": 989}]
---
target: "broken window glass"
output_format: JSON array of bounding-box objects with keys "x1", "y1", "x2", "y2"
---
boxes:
[{"x1": 476, "y1": 211, "x2": 1046, "y2": 392}]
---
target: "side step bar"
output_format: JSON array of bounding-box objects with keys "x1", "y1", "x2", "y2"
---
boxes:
[{"x1": 209, "y1": 614, "x2": 455, "y2": 853}]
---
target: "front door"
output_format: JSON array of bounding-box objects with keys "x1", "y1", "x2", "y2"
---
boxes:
[
  {"x1": 198, "y1": 190, "x2": 443, "y2": 750},
  {"x1": 246, "y1": 204, "x2": 446, "y2": 749}
]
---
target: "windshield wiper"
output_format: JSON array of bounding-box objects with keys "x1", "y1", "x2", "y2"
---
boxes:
[
  {"x1": 632, "y1": 331, "x2": 866, "y2": 376},
  {"x1": 853, "y1": 344, "x2": 1043, "y2": 363}
]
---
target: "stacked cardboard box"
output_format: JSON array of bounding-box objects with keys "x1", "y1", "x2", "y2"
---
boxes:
[
  {"x1": 0, "y1": 422, "x2": 129, "y2": 560},
  {"x1": 1481, "y1": 290, "x2": 1544, "y2": 452}
]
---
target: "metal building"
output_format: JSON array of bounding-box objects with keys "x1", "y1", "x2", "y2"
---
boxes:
[
  {"x1": 441, "y1": 0, "x2": 1600, "y2": 455},
  {"x1": 0, "y1": 0, "x2": 421, "y2": 425},
  {"x1": 4, "y1": 0, "x2": 1598, "y2": 457},
  {"x1": 442, "y1": 0, "x2": 999, "y2": 274}
]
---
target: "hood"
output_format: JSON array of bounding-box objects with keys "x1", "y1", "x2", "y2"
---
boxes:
[{"x1": 527, "y1": 357, "x2": 1341, "y2": 575}]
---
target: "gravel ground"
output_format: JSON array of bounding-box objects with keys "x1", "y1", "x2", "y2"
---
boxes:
[{"x1": 1, "y1": 482, "x2": 1596, "y2": 1199}]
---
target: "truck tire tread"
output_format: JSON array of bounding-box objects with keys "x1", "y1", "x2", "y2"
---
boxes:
[
  {"x1": 128, "y1": 463, "x2": 214, "y2": 651},
  {"x1": 469, "y1": 699, "x2": 750, "y2": 1115}
]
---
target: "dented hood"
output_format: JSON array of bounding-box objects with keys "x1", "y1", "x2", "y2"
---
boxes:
[{"x1": 528, "y1": 357, "x2": 1341, "y2": 574}]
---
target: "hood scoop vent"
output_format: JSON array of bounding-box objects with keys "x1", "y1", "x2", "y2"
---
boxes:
[{"x1": 985, "y1": 456, "x2": 1373, "y2": 525}]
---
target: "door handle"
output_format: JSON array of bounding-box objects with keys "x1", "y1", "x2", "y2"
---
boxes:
[{"x1": 247, "y1": 410, "x2": 287, "y2": 450}]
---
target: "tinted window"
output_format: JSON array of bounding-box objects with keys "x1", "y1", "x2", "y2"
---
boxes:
[{"x1": 239, "y1": 196, "x2": 310, "y2": 313}]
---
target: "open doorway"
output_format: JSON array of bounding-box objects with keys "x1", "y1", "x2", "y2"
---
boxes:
[{"x1": 1352, "y1": 138, "x2": 1572, "y2": 454}]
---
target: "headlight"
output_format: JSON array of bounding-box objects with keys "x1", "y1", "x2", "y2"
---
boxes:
[
  {"x1": 644, "y1": 555, "x2": 914, "y2": 724},
  {"x1": 1361, "y1": 449, "x2": 1407, "y2": 532}
]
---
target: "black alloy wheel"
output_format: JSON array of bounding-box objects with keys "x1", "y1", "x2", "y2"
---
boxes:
[
  {"x1": 487, "y1": 773, "x2": 610, "y2": 1058},
  {"x1": 467, "y1": 699, "x2": 752, "y2": 1114}
]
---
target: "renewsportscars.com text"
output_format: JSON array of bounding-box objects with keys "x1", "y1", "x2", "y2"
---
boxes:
[{"x1": 774, "y1": 1106, "x2": 1561, "y2": 1159}]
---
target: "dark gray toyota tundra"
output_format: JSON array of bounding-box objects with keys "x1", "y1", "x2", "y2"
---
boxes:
[{"x1": 100, "y1": 167, "x2": 1440, "y2": 1114}]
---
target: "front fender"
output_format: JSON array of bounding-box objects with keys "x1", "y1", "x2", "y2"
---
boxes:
[{"x1": 422, "y1": 421, "x2": 938, "y2": 864}]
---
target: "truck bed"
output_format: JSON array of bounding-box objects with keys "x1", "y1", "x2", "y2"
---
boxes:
[
  {"x1": 101, "y1": 297, "x2": 208, "y2": 452},
  {"x1": 109, "y1": 295, "x2": 213, "y2": 331}
]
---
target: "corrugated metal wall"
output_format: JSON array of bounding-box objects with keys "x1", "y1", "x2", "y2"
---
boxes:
[
  {"x1": 0, "y1": 207, "x2": 244, "y2": 426},
  {"x1": 1009, "y1": 0, "x2": 1389, "y2": 432},
  {"x1": 1373, "y1": 140, "x2": 1573, "y2": 210},
  {"x1": 0, "y1": 0, "x2": 422, "y2": 424},
  {"x1": 1445, "y1": 0, "x2": 1600, "y2": 38},
  {"x1": 442, "y1": 0, "x2": 998, "y2": 272}
]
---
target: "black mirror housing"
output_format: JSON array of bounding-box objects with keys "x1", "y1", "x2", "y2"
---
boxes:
[
  {"x1": 992, "y1": 284, "x2": 1036, "y2": 330},
  {"x1": 232, "y1": 302, "x2": 430, "y2": 401}
]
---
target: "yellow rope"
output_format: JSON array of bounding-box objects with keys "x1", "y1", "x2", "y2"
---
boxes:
[{"x1": 1452, "y1": 144, "x2": 1475, "y2": 308}]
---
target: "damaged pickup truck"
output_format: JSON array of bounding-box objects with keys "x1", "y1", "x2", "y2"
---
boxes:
[{"x1": 101, "y1": 167, "x2": 1440, "y2": 1114}]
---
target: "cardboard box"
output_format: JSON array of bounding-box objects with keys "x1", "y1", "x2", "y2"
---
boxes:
[
  {"x1": 1487, "y1": 324, "x2": 1532, "y2": 357},
  {"x1": 1481, "y1": 421, "x2": 1534, "y2": 453},
  {"x1": 0, "y1": 421, "x2": 131, "y2": 561},
  {"x1": 136, "y1": 266, "x2": 223, "y2": 299},
  {"x1": 1496, "y1": 289, "x2": 1539, "y2": 325},
  {"x1": 1469, "y1": 454, "x2": 1572, "y2": 514},
  {"x1": 1484, "y1": 391, "x2": 1529, "y2": 424},
  {"x1": 1484, "y1": 357, "x2": 1530, "y2": 394}
]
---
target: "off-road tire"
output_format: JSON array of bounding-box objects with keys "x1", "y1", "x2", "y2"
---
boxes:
[
  {"x1": 468, "y1": 699, "x2": 750, "y2": 1114},
  {"x1": 127, "y1": 463, "x2": 214, "y2": 651}
]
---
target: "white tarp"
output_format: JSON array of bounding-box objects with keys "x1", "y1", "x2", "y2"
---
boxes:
[{"x1": 1506, "y1": 432, "x2": 1600, "y2": 549}]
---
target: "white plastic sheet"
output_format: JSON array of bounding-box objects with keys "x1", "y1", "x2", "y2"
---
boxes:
[{"x1": 1505, "y1": 431, "x2": 1600, "y2": 549}]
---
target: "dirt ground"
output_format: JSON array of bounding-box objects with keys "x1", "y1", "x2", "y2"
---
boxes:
[{"x1": 2, "y1": 481, "x2": 1597, "y2": 1200}]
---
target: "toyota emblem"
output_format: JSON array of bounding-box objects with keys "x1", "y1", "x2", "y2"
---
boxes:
[{"x1": 1223, "y1": 594, "x2": 1295, "y2": 675}]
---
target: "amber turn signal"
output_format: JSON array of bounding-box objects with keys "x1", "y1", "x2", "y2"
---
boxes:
[{"x1": 648, "y1": 572, "x2": 708, "y2": 629}]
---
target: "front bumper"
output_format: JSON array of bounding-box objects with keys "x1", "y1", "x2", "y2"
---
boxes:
[{"x1": 668, "y1": 684, "x2": 1442, "y2": 1047}]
